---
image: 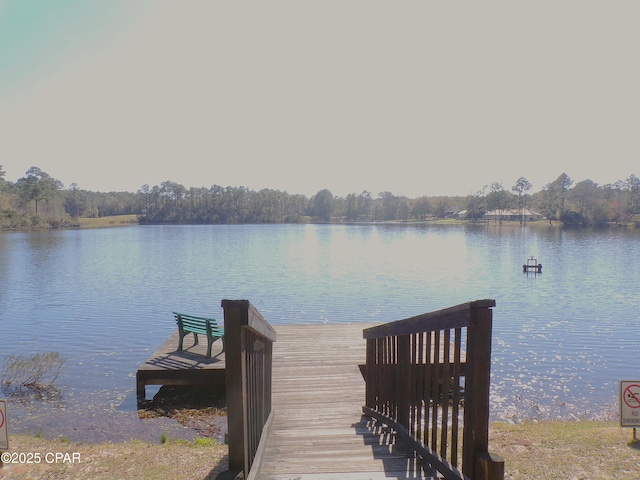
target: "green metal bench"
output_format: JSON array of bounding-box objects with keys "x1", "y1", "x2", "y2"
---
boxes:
[{"x1": 173, "y1": 312, "x2": 225, "y2": 358}]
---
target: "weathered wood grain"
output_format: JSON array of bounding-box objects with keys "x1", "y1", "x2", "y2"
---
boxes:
[{"x1": 256, "y1": 323, "x2": 440, "y2": 479}]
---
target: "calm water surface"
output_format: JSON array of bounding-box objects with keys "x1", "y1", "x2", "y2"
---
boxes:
[{"x1": 1, "y1": 223, "x2": 638, "y2": 441}]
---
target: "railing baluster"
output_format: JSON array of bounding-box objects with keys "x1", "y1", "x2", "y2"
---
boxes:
[
  {"x1": 431, "y1": 329, "x2": 440, "y2": 452},
  {"x1": 391, "y1": 335, "x2": 397, "y2": 420},
  {"x1": 440, "y1": 328, "x2": 451, "y2": 459},
  {"x1": 382, "y1": 336, "x2": 388, "y2": 417},
  {"x1": 384, "y1": 336, "x2": 390, "y2": 418},
  {"x1": 424, "y1": 330, "x2": 432, "y2": 448},
  {"x1": 416, "y1": 332, "x2": 424, "y2": 443},
  {"x1": 398, "y1": 334, "x2": 411, "y2": 429},
  {"x1": 451, "y1": 326, "x2": 463, "y2": 467}
]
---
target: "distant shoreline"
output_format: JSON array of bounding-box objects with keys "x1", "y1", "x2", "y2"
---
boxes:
[{"x1": 4, "y1": 214, "x2": 640, "y2": 231}]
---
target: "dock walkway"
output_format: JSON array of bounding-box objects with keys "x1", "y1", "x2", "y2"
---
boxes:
[
  {"x1": 139, "y1": 301, "x2": 503, "y2": 479},
  {"x1": 258, "y1": 323, "x2": 438, "y2": 480},
  {"x1": 137, "y1": 324, "x2": 439, "y2": 478}
]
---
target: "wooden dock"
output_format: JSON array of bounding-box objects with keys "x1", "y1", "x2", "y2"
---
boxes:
[
  {"x1": 257, "y1": 323, "x2": 439, "y2": 479},
  {"x1": 137, "y1": 323, "x2": 441, "y2": 478},
  {"x1": 136, "y1": 331, "x2": 226, "y2": 401}
]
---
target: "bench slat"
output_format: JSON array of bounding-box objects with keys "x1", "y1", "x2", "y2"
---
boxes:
[{"x1": 173, "y1": 312, "x2": 225, "y2": 357}]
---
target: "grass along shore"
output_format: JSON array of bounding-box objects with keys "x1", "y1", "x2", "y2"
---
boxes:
[
  {"x1": 2, "y1": 421, "x2": 639, "y2": 479},
  {"x1": 75, "y1": 214, "x2": 138, "y2": 228},
  {"x1": 491, "y1": 420, "x2": 640, "y2": 479}
]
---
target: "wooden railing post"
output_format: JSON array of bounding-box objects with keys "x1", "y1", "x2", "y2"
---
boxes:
[
  {"x1": 223, "y1": 300, "x2": 248, "y2": 475},
  {"x1": 463, "y1": 301, "x2": 504, "y2": 480},
  {"x1": 365, "y1": 338, "x2": 376, "y2": 408},
  {"x1": 222, "y1": 299, "x2": 277, "y2": 479}
]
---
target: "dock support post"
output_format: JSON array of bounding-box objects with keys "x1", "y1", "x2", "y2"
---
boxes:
[{"x1": 136, "y1": 372, "x2": 146, "y2": 403}]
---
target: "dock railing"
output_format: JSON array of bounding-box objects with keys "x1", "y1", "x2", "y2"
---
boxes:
[
  {"x1": 222, "y1": 300, "x2": 277, "y2": 479},
  {"x1": 362, "y1": 299, "x2": 504, "y2": 480}
]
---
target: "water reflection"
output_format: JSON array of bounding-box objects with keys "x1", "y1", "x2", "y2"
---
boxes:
[{"x1": 1, "y1": 224, "x2": 639, "y2": 440}]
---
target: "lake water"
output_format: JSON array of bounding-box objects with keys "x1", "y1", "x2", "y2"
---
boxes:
[{"x1": 1, "y1": 223, "x2": 639, "y2": 441}]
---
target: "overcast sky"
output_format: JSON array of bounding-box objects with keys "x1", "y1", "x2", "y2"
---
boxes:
[{"x1": 1, "y1": 1, "x2": 638, "y2": 198}]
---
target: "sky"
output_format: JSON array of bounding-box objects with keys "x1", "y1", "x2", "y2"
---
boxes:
[{"x1": 1, "y1": 1, "x2": 639, "y2": 198}]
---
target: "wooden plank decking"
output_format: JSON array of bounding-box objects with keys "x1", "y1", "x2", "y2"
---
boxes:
[
  {"x1": 136, "y1": 330, "x2": 226, "y2": 401},
  {"x1": 258, "y1": 323, "x2": 439, "y2": 480},
  {"x1": 137, "y1": 323, "x2": 439, "y2": 478}
]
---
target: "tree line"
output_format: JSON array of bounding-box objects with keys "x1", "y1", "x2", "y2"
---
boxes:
[{"x1": 1, "y1": 165, "x2": 639, "y2": 229}]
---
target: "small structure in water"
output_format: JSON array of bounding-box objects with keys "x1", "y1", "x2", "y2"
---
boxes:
[{"x1": 523, "y1": 256, "x2": 542, "y2": 273}]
